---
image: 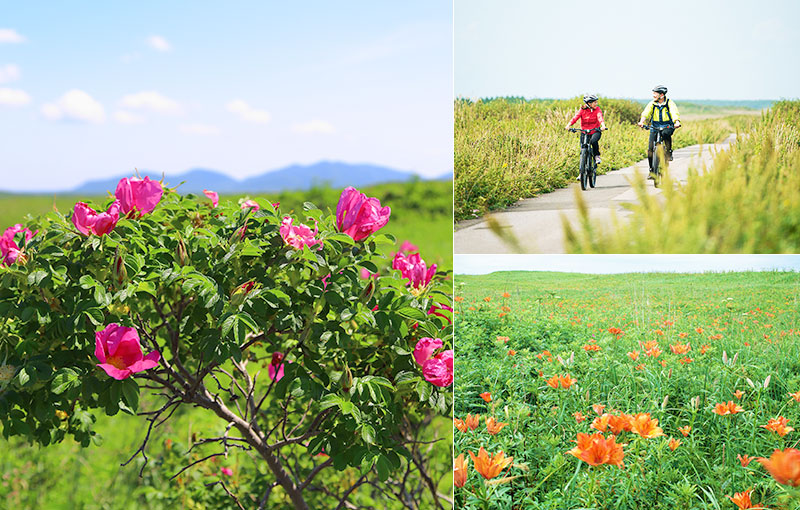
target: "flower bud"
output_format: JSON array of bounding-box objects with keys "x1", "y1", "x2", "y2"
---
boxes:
[
  {"x1": 176, "y1": 237, "x2": 188, "y2": 266},
  {"x1": 113, "y1": 249, "x2": 127, "y2": 286},
  {"x1": 359, "y1": 278, "x2": 376, "y2": 304},
  {"x1": 341, "y1": 364, "x2": 353, "y2": 393},
  {"x1": 230, "y1": 281, "x2": 255, "y2": 308}
]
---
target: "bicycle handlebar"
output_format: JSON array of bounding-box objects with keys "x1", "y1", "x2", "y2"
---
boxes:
[{"x1": 567, "y1": 127, "x2": 607, "y2": 133}]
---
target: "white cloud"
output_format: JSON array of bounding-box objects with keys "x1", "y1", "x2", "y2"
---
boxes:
[
  {"x1": 292, "y1": 119, "x2": 335, "y2": 134},
  {"x1": 0, "y1": 29, "x2": 25, "y2": 44},
  {"x1": 120, "y1": 91, "x2": 181, "y2": 114},
  {"x1": 180, "y1": 123, "x2": 220, "y2": 135},
  {"x1": 113, "y1": 110, "x2": 146, "y2": 124},
  {"x1": 0, "y1": 88, "x2": 31, "y2": 106},
  {"x1": 41, "y1": 89, "x2": 105, "y2": 123},
  {"x1": 0, "y1": 64, "x2": 20, "y2": 84},
  {"x1": 226, "y1": 99, "x2": 271, "y2": 124},
  {"x1": 146, "y1": 35, "x2": 172, "y2": 52}
]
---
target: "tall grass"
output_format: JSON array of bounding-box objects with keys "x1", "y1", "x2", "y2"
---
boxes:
[
  {"x1": 564, "y1": 100, "x2": 800, "y2": 253},
  {"x1": 454, "y1": 97, "x2": 737, "y2": 221}
]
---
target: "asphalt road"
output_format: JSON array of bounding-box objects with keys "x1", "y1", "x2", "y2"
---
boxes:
[{"x1": 454, "y1": 135, "x2": 737, "y2": 254}]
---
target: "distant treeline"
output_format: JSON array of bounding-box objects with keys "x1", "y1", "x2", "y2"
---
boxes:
[{"x1": 457, "y1": 96, "x2": 776, "y2": 111}]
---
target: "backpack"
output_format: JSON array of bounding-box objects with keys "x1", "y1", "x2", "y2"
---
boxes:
[{"x1": 650, "y1": 99, "x2": 673, "y2": 123}]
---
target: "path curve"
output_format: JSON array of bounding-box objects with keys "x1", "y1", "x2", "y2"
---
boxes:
[{"x1": 454, "y1": 135, "x2": 737, "y2": 254}]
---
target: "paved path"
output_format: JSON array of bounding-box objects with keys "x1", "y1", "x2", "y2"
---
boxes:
[{"x1": 454, "y1": 135, "x2": 736, "y2": 254}]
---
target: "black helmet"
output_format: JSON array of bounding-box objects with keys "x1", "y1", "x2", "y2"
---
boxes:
[
  {"x1": 652, "y1": 85, "x2": 668, "y2": 94},
  {"x1": 583, "y1": 94, "x2": 598, "y2": 103}
]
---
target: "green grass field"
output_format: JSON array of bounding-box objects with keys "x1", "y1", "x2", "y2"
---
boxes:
[
  {"x1": 454, "y1": 96, "x2": 749, "y2": 221},
  {"x1": 0, "y1": 179, "x2": 454, "y2": 509},
  {"x1": 454, "y1": 271, "x2": 800, "y2": 509}
]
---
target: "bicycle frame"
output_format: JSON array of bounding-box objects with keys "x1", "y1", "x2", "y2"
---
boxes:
[
  {"x1": 641, "y1": 124, "x2": 672, "y2": 187},
  {"x1": 568, "y1": 127, "x2": 601, "y2": 190}
]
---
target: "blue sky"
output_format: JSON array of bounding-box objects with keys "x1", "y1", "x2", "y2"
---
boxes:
[
  {"x1": 0, "y1": 2, "x2": 452, "y2": 192},
  {"x1": 455, "y1": 255, "x2": 800, "y2": 275},
  {"x1": 456, "y1": 0, "x2": 800, "y2": 100}
]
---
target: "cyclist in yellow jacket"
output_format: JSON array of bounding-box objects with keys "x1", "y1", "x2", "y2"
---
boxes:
[{"x1": 638, "y1": 85, "x2": 681, "y2": 169}]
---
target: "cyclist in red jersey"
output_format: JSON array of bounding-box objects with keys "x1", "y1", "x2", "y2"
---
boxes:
[{"x1": 565, "y1": 94, "x2": 608, "y2": 166}]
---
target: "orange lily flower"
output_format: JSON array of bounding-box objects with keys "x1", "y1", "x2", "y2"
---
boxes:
[
  {"x1": 713, "y1": 401, "x2": 744, "y2": 416},
  {"x1": 502, "y1": 292, "x2": 511, "y2": 298},
  {"x1": 465, "y1": 413, "x2": 480, "y2": 430},
  {"x1": 573, "y1": 411, "x2": 585, "y2": 423},
  {"x1": 734, "y1": 389, "x2": 744, "y2": 400},
  {"x1": 678, "y1": 425, "x2": 691, "y2": 437},
  {"x1": 670, "y1": 342, "x2": 691, "y2": 354},
  {"x1": 668, "y1": 437, "x2": 681, "y2": 451},
  {"x1": 480, "y1": 392, "x2": 492, "y2": 402},
  {"x1": 737, "y1": 454, "x2": 752, "y2": 467},
  {"x1": 630, "y1": 413, "x2": 664, "y2": 439},
  {"x1": 454, "y1": 417, "x2": 468, "y2": 433},
  {"x1": 546, "y1": 375, "x2": 560, "y2": 389},
  {"x1": 560, "y1": 374, "x2": 576, "y2": 389},
  {"x1": 608, "y1": 413, "x2": 633, "y2": 434},
  {"x1": 566, "y1": 432, "x2": 625, "y2": 467},
  {"x1": 789, "y1": 391, "x2": 800, "y2": 402},
  {"x1": 454, "y1": 453, "x2": 468, "y2": 488},
  {"x1": 592, "y1": 403, "x2": 606, "y2": 415},
  {"x1": 761, "y1": 416, "x2": 794, "y2": 437},
  {"x1": 507, "y1": 349, "x2": 516, "y2": 356},
  {"x1": 627, "y1": 350, "x2": 640, "y2": 361},
  {"x1": 485, "y1": 416, "x2": 508, "y2": 435},
  {"x1": 757, "y1": 448, "x2": 800, "y2": 486},
  {"x1": 468, "y1": 447, "x2": 513, "y2": 480},
  {"x1": 591, "y1": 414, "x2": 611, "y2": 433},
  {"x1": 726, "y1": 489, "x2": 754, "y2": 509}
]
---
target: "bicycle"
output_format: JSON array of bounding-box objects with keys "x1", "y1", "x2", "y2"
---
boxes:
[
  {"x1": 568, "y1": 127, "x2": 605, "y2": 191},
  {"x1": 640, "y1": 124, "x2": 678, "y2": 188}
]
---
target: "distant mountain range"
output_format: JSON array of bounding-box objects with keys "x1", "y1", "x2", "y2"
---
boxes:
[{"x1": 69, "y1": 161, "x2": 452, "y2": 195}]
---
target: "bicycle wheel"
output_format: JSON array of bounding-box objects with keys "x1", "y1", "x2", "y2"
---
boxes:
[
  {"x1": 579, "y1": 149, "x2": 588, "y2": 191},
  {"x1": 589, "y1": 156, "x2": 597, "y2": 188}
]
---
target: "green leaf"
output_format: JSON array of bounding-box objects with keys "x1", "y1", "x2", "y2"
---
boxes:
[
  {"x1": 236, "y1": 312, "x2": 259, "y2": 334},
  {"x1": 319, "y1": 394, "x2": 341, "y2": 411},
  {"x1": 27, "y1": 270, "x2": 48, "y2": 286},
  {"x1": 120, "y1": 378, "x2": 139, "y2": 412},
  {"x1": 221, "y1": 314, "x2": 237, "y2": 338},
  {"x1": 51, "y1": 368, "x2": 80, "y2": 395},
  {"x1": 135, "y1": 280, "x2": 157, "y2": 297},
  {"x1": 16, "y1": 367, "x2": 30, "y2": 386},
  {"x1": 360, "y1": 424, "x2": 376, "y2": 445},
  {"x1": 396, "y1": 307, "x2": 427, "y2": 320},
  {"x1": 375, "y1": 454, "x2": 391, "y2": 481},
  {"x1": 83, "y1": 308, "x2": 104, "y2": 326}
]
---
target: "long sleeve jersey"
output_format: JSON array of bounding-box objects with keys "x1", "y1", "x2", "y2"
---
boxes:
[{"x1": 568, "y1": 105, "x2": 604, "y2": 130}]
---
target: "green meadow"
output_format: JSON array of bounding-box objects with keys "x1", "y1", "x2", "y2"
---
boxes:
[{"x1": 455, "y1": 271, "x2": 800, "y2": 509}]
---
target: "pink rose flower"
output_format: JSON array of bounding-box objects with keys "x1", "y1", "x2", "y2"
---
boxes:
[
  {"x1": 1, "y1": 224, "x2": 36, "y2": 266},
  {"x1": 72, "y1": 200, "x2": 121, "y2": 236},
  {"x1": 398, "y1": 240, "x2": 419, "y2": 253},
  {"x1": 392, "y1": 252, "x2": 437, "y2": 290},
  {"x1": 269, "y1": 351, "x2": 292, "y2": 381},
  {"x1": 336, "y1": 187, "x2": 391, "y2": 242},
  {"x1": 203, "y1": 189, "x2": 219, "y2": 207},
  {"x1": 422, "y1": 351, "x2": 453, "y2": 387},
  {"x1": 428, "y1": 303, "x2": 453, "y2": 325},
  {"x1": 94, "y1": 323, "x2": 160, "y2": 380},
  {"x1": 280, "y1": 216, "x2": 321, "y2": 250},
  {"x1": 115, "y1": 176, "x2": 163, "y2": 216},
  {"x1": 220, "y1": 467, "x2": 233, "y2": 476},
  {"x1": 413, "y1": 337, "x2": 443, "y2": 366},
  {"x1": 241, "y1": 199, "x2": 260, "y2": 211}
]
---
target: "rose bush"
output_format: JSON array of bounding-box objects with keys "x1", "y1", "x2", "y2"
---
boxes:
[{"x1": 0, "y1": 179, "x2": 452, "y2": 509}]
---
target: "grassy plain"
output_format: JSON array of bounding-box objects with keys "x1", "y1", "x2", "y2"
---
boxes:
[
  {"x1": 0, "y1": 179, "x2": 454, "y2": 509},
  {"x1": 454, "y1": 97, "x2": 750, "y2": 221},
  {"x1": 455, "y1": 270, "x2": 800, "y2": 509}
]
